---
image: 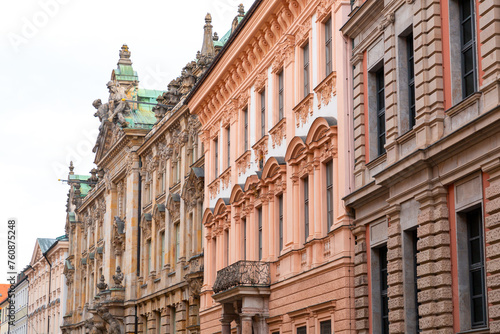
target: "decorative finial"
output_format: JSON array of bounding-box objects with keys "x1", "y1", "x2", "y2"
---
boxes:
[
  {"x1": 200, "y1": 13, "x2": 215, "y2": 58},
  {"x1": 69, "y1": 161, "x2": 74, "y2": 174},
  {"x1": 238, "y1": 4, "x2": 245, "y2": 17},
  {"x1": 112, "y1": 266, "x2": 124, "y2": 288},
  {"x1": 96, "y1": 275, "x2": 108, "y2": 292},
  {"x1": 118, "y1": 44, "x2": 132, "y2": 65},
  {"x1": 213, "y1": 32, "x2": 219, "y2": 41}
]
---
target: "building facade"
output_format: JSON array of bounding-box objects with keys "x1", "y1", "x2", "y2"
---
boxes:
[
  {"x1": 0, "y1": 297, "x2": 9, "y2": 334},
  {"x1": 61, "y1": 10, "x2": 233, "y2": 332},
  {"x1": 11, "y1": 271, "x2": 29, "y2": 334},
  {"x1": 341, "y1": 0, "x2": 500, "y2": 332},
  {"x1": 186, "y1": 0, "x2": 355, "y2": 333},
  {"x1": 26, "y1": 236, "x2": 68, "y2": 334}
]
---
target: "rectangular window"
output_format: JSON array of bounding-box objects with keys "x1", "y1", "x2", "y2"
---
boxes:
[
  {"x1": 379, "y1": 246, "x2": 389, "y2": 334},
  {"x1": 160, "y1": 172, "x2": 165, "y2": 193},
  {"x1": 226, "y1": 126, "x2": 231, "y2": 168},
  {"x1": 460, "y1": 0, "x2": 476, "y2": 98},
  {"x1": 244, "y1": 108, "x2": 249, "y2": 151},
  {"x1": 156, "y1": 311, "x2": 162, "y2": 334},
  {"x1": 258, "y1": 207, "x2": 263, "y2": 260},
  {"x1": 171, "y1": 308, "x2": 176, "y2": 334},
  {"x1": 279, "y1": 195, "x2": 284, "y2": 252},
  {"x1": 278, "y1": 70, "x2": 284, "y2": 120},
  {"x1": 376, "y1": 68, "x2": 386, "y2": 156},
  {"x1": 467, "y1": 209, "x2": 486, "y2": 328},
  {"x1": 147, "y1": 240, "x2": 152, "y2": 273},
  {"x1": 325, "y1": 18, "x2": 332, "y2": 76},
  {"x1": 243, "y1": 218, "x2": 247, "y2": 260},
  {"x1": 407, "y1": 34, "x2": 416, "y2": 129},
  {"x1": 303, "y1": 42, "x2": 310, "y2": 97},
  {"x1": 261, "y1": 89, "x2": 266, "y2": 138},
  {"x1": 225, "y1": 230, "x2": 230, "y2": 266},
  {"x1": 320, "y1": 320, "x2": 331, "y2": 334},
  {"x1": 175, "y1": 223, "x2": 180, "y2": 262},
  {"x1": 412, "y1": 230, "x2": 421, "y2": 332},
  {"x1": 161, "y1": 232, "x2": 165, "y2": 269},
  {"x1": 214, "y1": 138, "x2": 219, "y2": 178},
  {"x1": 304, "y1": 176, "x2": 309, "y2": 244},
  {"x1": 297, "y1": 326, "x2": 307, "y2": 334},
  {"x1": 326, "y1": 161, "x2": 334, "y2": 230}
]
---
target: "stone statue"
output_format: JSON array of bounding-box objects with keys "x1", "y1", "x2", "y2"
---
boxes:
[
  {"x1": 107, "y1": 81, "x2": 130, "y2": 127},
  {"x1": 112, "y1": 266, "x2": 124, "y2": 288},
  {"x1": 96, "y1": 275, "x2": 108, "y2": 292},
  {"x1": 92, "y1": 99, "x2": 109, "y2": 124}
]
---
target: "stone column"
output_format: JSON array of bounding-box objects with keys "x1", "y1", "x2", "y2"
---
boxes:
[
  {"x1": 385, "y1": 204, "x2": 404, "y2": 333},
  {"x1": 352, "y1": 225, "x2": 368, "y2": 334},
  {"x1": 413, "y1": 0, "x2": 445, "y2": 147},
  {"x1": 161, "y1": 307, "x2": 171, "y2": 334},
  {"x1": 351, "y1": 53, "x2": 366, "y2": 189},
  {"x1": 415, "y1": 186, "x2": 453, "y2": 332},
  {"x1": 241, "y1": 315, "x2": 253, "y2": 334},
  {"x1": 484, "y1": 161, "x2": 500, "y2": 332},
  {"x1": 479, "y1": 0, "x2": 500, "y2": 110},
  {"x1": 220, "y1": 318, "x2": 231, "y2": 334},
  {"x1": 176, "y1": 302, "x2": 187, "y2": 333}
]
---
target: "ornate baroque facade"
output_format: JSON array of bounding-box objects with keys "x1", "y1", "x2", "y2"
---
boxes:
[
  {"x1": 186, "y1": 0, "x2": 354, "y2": 333},
  {"x1": 61, "y1": 10, "x2": 238, "y2": 333}
]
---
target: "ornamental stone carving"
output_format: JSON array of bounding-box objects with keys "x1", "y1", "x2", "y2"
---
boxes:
[
  {"x1": 293, "y1": 94, "x2": 314, "y2": 127},
  {"x1": 316, "y1": 0, "x2": 333, "y2": 22},
  {"x1": 236, "y1": 151, "x2": 252, "y2": 176},
  {"x1": 112, "y1": 266, "x2": 124, "y2": 288},
  {"x1": 269, "y1": 118, "x2": 286, "y2": 148},
  {"x1": 315, "y1": 72, "x2": 337, "y2": 109}
]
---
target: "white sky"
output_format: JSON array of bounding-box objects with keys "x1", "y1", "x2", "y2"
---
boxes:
[{"x1": 0, "y1": 0, "x2": 254, "y2": 284}]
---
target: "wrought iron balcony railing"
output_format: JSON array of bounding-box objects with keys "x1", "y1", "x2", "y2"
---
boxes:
[{"x1": 212, "y1": 260, "x2": 270, "y2": 294}]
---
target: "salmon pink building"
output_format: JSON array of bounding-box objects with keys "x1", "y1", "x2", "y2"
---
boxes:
[{"x1": 186, "y1": 0, "x2": 355, "y2": 333}]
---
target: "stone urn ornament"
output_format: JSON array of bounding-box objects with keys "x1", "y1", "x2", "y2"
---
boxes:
[
  {"x1": 96, "y1": 275, "x2": 108, "y2": 292},
  {"x1": 112, "y1": 266, "x2": 124, "y2": 288}
]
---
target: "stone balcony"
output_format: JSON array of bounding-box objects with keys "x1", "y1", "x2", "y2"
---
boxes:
[{"x1": 213, "y1": 260, "x2": 270, "y2": 294}]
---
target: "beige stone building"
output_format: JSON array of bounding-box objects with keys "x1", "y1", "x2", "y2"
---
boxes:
[
  {"x1": 61, "y1": 10, "x2": 235, "y2": 333},
  {"x1": 341, "y1": 0, "x2": 500, "y2": 332},
  {"x1": 26, "y1": 236, "x2": 68, "y2": 334}
]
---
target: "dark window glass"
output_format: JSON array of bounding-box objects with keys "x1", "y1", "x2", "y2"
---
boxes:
[
  {"x1": 326, "y1": 161, "x2": 334, "y2": 230},
  {"x1": 243, "y1": 218, "x2": 247, "y2": 260},
  {"x1": 407, "y1": 33, "x2": 416, "y2": 129},
  {"x1": 376, "y1": 68, "x2": 386, "y2": 156},
  {"x1": 325, "y1": 18, "x2": 332, "y2": 76},
  {"x1": 214, "y1": 138, "x2": 218, "y2": 178},
  {"x1": 258, "y1": 208, "x2": 263, "y2": 260},
  {"x1": 460, "y1": 0, "x2": 476, "y2": 98},
  {"x1": 303, "y1": 43, "x2": 310, "y2": 97},
  {"x1": 380, "y1": 246, "x2": 389, "y2": 334},
  {"x1": 320, "y1": 320, "x2": 331, "y2": 334},
  {"x1": 278, "y1": 71, "x2": 284, "y2": 120},
  {"x1": 304, "y1": 177, "x2": 309, "y2": 244},
  {"x1": 261, "y1": 89, "x2": 266, "y2": 137},
  {"x1": 244, "y1": 108, "x2": 249, "y2": 151},
  {"x1": 279, "y1": 195, "x2": 284, "y2": 252},
  {"x1": 412, "y1": 230, "x2": 421, "y2": 332},
  {"x1": 468, "y1": 209, "x2": 486, "y2": 328},
  {"x1": 227, "y1": 126, "x2": 230, "y2": 168},
  {"x1": 226, "y1": 230, "x2": 229, "y2": 266},
  {"x1": 297, "y1": 326, "x2": 307, "y2": 334}
]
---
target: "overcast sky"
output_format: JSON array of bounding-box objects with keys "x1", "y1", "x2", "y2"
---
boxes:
[{"x1": 0, "y1": 0, "x2": 254, "y2": 283}]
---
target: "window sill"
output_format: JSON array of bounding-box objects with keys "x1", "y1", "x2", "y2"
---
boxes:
[
  {"x1": 365, "y1": 152, "x2": 386, "y2": 170},
  {"x1": 445, "y1": 92, "x2": 482, "y2": 117},
  {"x1": 457, "y1": 328, "x2": 489, "y2": 334}
]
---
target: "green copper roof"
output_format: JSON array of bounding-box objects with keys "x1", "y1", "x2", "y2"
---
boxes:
[
  {"x1": 115, "y1": 64, "x2": 138, "y2": 82},
  {"x1": 69, "y1": 174, "x2": 91, "y2": 197},
  {"x1": 69, "y1": 212, "x2": 76, "y2": 222},
  {"x1": 124, "y1": 88, "x2": 164, "y2": 130},
  {"x1": 37, "y1": 238, "x2": 57, "y2": 253},
  {"x1": 214, "y1": 16, "x2": 244, "y2": 47}
]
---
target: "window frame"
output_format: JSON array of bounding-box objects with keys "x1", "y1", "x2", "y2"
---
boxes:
[
  {"x1": 278, "y1": 70, "x2": 284, "y2": 121},
  {"x1": 326, "y1": 160, "x2": 334, "y2": 231},
  {"x1": 303, "y1": 42, "x2": 310, "y2": 98},
  {"x1": 325, "y1": 17, "x2": 333, "y2": 77},
  {"x1": 376, "y1": 67, "x2": 386, "y2": 156},
  {"x1": 303, "y1": 176, "x2": 309, "y2": 244},
  {"x1": 459, "y1": 0, "x2": 477, "y2": 99}
]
